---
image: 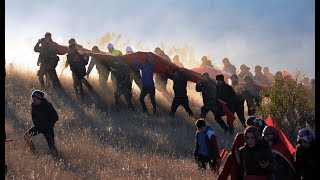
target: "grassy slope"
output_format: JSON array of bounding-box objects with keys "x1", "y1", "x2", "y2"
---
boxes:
[{"x1": 5, "y1": 65, "x2": 245, "y2": 179}]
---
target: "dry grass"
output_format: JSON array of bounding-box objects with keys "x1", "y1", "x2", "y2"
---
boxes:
[{"x1": 5, "y1": 64, "x2": 245, "y2": 179}]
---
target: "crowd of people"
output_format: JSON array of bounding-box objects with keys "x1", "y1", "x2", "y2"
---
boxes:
[{"x1": 11, "y1": 32, "x2": 315, "y2": 179}]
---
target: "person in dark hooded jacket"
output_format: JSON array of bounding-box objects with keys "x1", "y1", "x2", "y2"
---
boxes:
[
  {"x1": 24, "y1": 90, "x2": 59, "y2": 156},
  {"x1": 167, "y1": 68, "x2": 193, "y2": 118},
  {"x1": 194, "y1": 119, "x2": 221, "y2": 172},
  {"x1": 196, "y1": 73, "x2": 229, "y2": 133},
  {"x1": 294, "y1": 128, "x2": 316, "y2": 180}
]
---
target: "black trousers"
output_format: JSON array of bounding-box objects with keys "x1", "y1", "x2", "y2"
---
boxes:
[
  {"x1": 195, "y1": 153, "x2": 217, "y2": 172},
  {"x1": 24, "y1": 126, "x2": 57, "y2": 154},
  {"x1": 139, "y1": 86, "x2": 156, "y2": 113},
  {"x1": 170, "y1": 97, "x2": 193, "y2": 117},
  {"x1": 72, "y1": 71, "x2": 85, "y2": 97},
  {"x1": 47, "y1": 68, "x2": 62, "y2": 90},
  {"x1": 114, "y1": 87, "x2": 133, "y2": 110},
  {"x1": 235, "y1": 101, "x2": 246, "y2": 127},
  {"x1": 200, "y1": 104, "x2": 229, "y2": 132}
]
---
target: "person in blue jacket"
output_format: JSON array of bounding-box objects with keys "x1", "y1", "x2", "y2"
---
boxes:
[
  {"x1": 193, "y1": 119, "x2": 221, "y2": 172},
  {"x1": 134, "y1": 53, "x2": 157, "y2": 115}
]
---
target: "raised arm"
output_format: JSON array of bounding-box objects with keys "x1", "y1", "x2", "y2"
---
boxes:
[{"x1": 34, "y1": 39, "x2": 41, "y2": 52}]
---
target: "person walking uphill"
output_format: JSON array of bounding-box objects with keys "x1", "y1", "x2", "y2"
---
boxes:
[
  {"x1": 134, "y1": 53, "x2": 157, "y2": 115},
  {"x1": 109, "y1": 57, "x2": 134, "y2": 111},
  {"x1": 167, "y1": 68, "x2": 193, "y2": 118},
  {"x1": 125, "y1": 46, "x2": 143, "y2": 91},
  {"x1": 34, "y1": 38, "x2": 50, "y2": 90},
  {"x1": 196, "y1": 73, "x2": 229, "y2": 133},
  {"x1": 193, "y1": 119, "x2": 221, "y2": 172},
  {"x1": 243, "y1": 75, "x2": 262, "y2": 116},
  {"x1": 24, "y1": 90, "x2": 59, "y2": 156},
  {"x1": 86, "y1": 46, "x2": 110, "y2": 90},
  {"x1": 216, "y1": 74, "x2": 237, "y2": 135},
  {"x1": 65, "y1": 43, "x2": 88, "y2": 99},
  {"x1": 107, "y1": 43, "x2": 123, "y2": 89},
  {"x1": 34, "y1": 33, "x2": 62, "y2": 90},
  {"x1": 230, "y1": 74, "x2": 246, "y2": 127}
]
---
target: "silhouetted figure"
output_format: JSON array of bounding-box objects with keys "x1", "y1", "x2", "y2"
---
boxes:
[
  {"x1": 222, "y1": 58, "x2": 236, "y2": 75},
  {"x1": 109, "y1": 57, "x2": 134, "y2": 111},
  {"x1": 238, "y1": 64, "x2": 253, "y2": 79},
  {"x1": 253, "y1": 65, "x2": 269, "y2": 85},
  {"x1": 200, "y1": 56, "x2": 213, "y2": 68},
  {"x1": 172, "y1": 55, "x2": 184, "y2": 68},
  {"x1": 66, "y1": 42, "x2": 88, "y2": 98},
  {"x1": 34, "y1": 33, "x2": 62, "y2": 90},
  {"x1": 196, "y1": 73, "x2": 229, "y2": 133},
  {"x1": 125, "y1": 46, "x2": 143, "y2": 90},
  {"x1": 216, "y1": 74, "x2": 237, "y2": 135},
  {"x1": 230, "y1": 74, "x2": 246, "y2": 127},
  {"x1": 86, "y1": 46, "x2": 109, "y2": 90},
  {"x1": 243, "y1": 75, "x2": 262, "y2": 116},
  {"x1": 168, "y1": 68, "x2": 193, "y2": 118},
  {"x1": 107, "y1": 43, "x2": 123, "y2": 89},
  {"x1": 154, "y1": 47, "x2": 170, "y2": 92},
  {"x1": 263, "y1": 67, "x2": 275, "y2": 83}
]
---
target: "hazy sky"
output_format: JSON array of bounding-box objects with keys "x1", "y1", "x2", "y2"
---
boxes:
[{"x1": 5, "y1": 0, "x2": 315, "y2": 77}]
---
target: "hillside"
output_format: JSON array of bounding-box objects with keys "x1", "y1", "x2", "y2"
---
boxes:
[{"x1": 5, "y1": 64, "x2": 245, "y2": 179}]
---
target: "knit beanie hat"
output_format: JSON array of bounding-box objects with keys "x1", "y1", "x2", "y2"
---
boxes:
[{"x1": 31, "y1": 90, "x2": 45, "y2": 100}]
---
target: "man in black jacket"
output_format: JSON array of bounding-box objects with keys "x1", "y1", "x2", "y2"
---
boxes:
[
  {"x1": 168, "y1": 68, "x2": 193, "y2": 118},
  {"x1": 65, "y1": 42, "x2": 88, "y2": 98},
  {"x1": 216, "y1": 74, "x2": 237, "y2": 135},
  {"x1": 196, "y1": 73, "x2": 229, "y2": 133},
  {"x1": 24, "y1": 90, "x2": 59, "y2": 156},
  {"x1": 230, "y1": 74, "x2": 246, "y2": 127},
  {"x1": 109, "y1": 57, "x2": 134, "y2": 111}
]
